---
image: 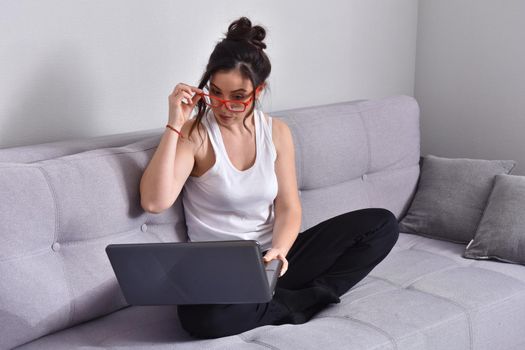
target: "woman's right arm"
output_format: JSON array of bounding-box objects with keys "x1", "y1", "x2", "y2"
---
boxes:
[
  {"x1": 139, "y1": 83, "x2": 203, "y2": 214},
  {"x1": 139, "y1": 120, "x2": 196, "y2": 213}
]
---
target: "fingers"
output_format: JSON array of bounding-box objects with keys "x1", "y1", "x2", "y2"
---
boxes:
[
  {"x1": 170, "y1": 84, "x2": 204, "y2": 107},
  {"x1": 263, "y1": 251, "x2": 289, "y2": 277},
  {"x1": 190, "y1": 91, "x2": 202, "y2": 105},
  {"x1": 263, "y1": 250, "x2": 278, "y2": 262},
  {"x1": 168, "y1": 83, "x2": 203, "y2": 124},
  {"x1": 179, "y1": 91, "x2": 194, "y2": 105},
  {"x1": 179, "y1": 82, "x2": 204, "y2": 93},
  {"x1": 173, "y1": 83, "x2": 203, "y2": 97},
  {"x1": 278, "y1": 254, "x2": 289, "y2": 277}
]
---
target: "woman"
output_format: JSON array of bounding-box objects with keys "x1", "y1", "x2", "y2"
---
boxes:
[{"x1": 140, "y1": 16, "x2": 399, "y2": 339}]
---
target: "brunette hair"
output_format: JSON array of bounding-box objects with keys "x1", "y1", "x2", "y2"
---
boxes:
[{"x1": 188, "y1": 16, "x2": 271, "y2": 147}]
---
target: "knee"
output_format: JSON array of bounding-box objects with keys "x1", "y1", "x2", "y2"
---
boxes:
[
  {"x1": 374, "y1": 208, "x2": 399, "y2": 246},
  {"x1": 358, "y1": 208, "x2": 399, "y2": 245},
  {"x1": 376, "y1": 208, "x2": 398, "y2": 228},
  {"x1": 337, "y1": 208, "x2": 399, "y2": 239}
]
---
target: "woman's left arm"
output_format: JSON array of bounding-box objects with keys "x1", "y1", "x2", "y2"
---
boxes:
[{"x1": 262, "y1": 117, "x2": 302, "y2": 276}]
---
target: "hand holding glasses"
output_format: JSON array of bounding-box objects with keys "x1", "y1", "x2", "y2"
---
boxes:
[
  {"x1": 168, "y1": 83, "x2": 204, "y2": 127},
  {"x1": 168, "y1": 83, "x2": 263, "y2": 129}
]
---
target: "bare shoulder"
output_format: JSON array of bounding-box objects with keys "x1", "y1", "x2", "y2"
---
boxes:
[
  {"x1": 262, "y1": 113, "x2": 293, "y2": 153},
  {"x1": 179, "y1": 118, "x2": 207, "y2": 150}
]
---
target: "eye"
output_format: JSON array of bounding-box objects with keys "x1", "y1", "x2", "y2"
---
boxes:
[{"x1": 234, "y1": 95, "x2": 245, "y2": 100}]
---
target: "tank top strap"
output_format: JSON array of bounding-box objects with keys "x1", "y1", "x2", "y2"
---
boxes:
[
  {"x1": 257, "y1": 108, "x2": 277, "y2": 162},
  {"x1": 257, "y1": 108, "x2": 272, "y2": 136},
  {"x1": 201, "y1": 109, "x2": 223, "y2": 162},
  {"x1": 269, "y1": 114, "x2": 272, "y2": 136}
]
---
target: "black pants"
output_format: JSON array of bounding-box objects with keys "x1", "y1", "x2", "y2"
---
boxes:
[{"x1": 177, "y1": 207, "x2": 399, "y2": 339}]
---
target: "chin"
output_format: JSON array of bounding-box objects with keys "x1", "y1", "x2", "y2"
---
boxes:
[{"x1": 214, "y1": 111, "x2": 238, "y2": 120}]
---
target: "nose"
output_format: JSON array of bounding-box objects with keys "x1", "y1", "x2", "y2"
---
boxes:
[{"x1": 219, "y1": 103, "x2": 233, "y2": 115}]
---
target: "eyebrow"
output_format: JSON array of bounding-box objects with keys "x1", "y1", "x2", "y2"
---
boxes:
[{"x1": 210, "y1": 83, "x2": 247, "y2": 93}]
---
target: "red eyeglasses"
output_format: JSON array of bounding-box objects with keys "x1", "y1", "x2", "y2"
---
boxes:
[{"x1": 197, "y1": 85, "x2": 263, "y2": 113}]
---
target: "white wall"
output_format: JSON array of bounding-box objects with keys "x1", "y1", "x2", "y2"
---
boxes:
[
  {"x1": 0, "y1": 0, "x2": 419, "y2": 148},
  {"x1": 415, "y1": 0, "x2": 525, "y2": 175}
]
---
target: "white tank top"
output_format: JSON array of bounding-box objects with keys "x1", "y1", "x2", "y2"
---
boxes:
[{"x1": 182, "y1": 107, "x2": 278, "y2": 252}]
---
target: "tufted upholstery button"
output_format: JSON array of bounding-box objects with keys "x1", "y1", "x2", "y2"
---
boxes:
[
  {"x1": 51, "y1": 242, "x2": 61, "y2": 252},
  {"x1": 362, "y1": 173, "x2": 368, "y2": 181},
  {"x1": 141, "y1": 223, "x2": 148, "y2": 232}
]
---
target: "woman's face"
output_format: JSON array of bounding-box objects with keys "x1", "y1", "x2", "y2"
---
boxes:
[{"x1": 207, "y1": 69, "x2": 263, "y2": 123}]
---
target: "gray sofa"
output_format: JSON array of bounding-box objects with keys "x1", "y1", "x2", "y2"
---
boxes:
[{"x1": 1, "y1": 95, "x2": 524, "y2": 350}]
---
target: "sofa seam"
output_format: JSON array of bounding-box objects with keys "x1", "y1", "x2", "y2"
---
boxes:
[
  {"x1": 237, "y1": 334, "x2": 281, "y2": 350},
  {"x1": 357, "y1": 107, "x2": 372, "y2": 174},
  {"x1": 0, "y1": 145, "x2": 159, "y2": 168},
  {"x1": 350, "y1": 97, "x2": 414, "y2": 115},
  {"x1": 400, "y1": 230, "x2": 470, "y2": 245},
  {"x1": 287, "y1": 116, "x2": 306, "y2": 230},
  {"x1": 404, "y1": 286, "x2": 473, "y2": 350},
  {"x1": 50, "y1": 229, "x2": 144, "y2": 247},
  {"x1": 406, "y1": 247, "x2": 468, "y2": 264},
  {"x1": 367, "y1": 265, "x2": 460, "y2": 290},
  {"x1": 339, "y1": 281, "x2": 398, "y2": 305},
  {"x1": 324, "y1": 309, "x2": 469, "y2": 348},
  {"x1": 394, "y1": 312, "x2": 469, "y2": 348},
  {"x1": 369, "y1": 273, "x2": 525, "y2": 314},
  {"x1": 31, "y1": 145, "x2": 159, "y2": 167},
  {"x1": 370, "y1": 274, "x2": 474, "y2": 350},
  {"x1": 288, "y1": 116, "x2": 305, "y2": 190},
  {"x1": 475, "y1": 289, "x2": 525, "y2": 314},
  {"x1": 406, "y1": 247, "x2": 525, "y2": 287},
  {"x1": 271, "y1": 97, "x2": 411, "y2": 118},
  {"x1": 358, "y1": 107, "x2": 372, "y2": 207},
  {"x1": 374, "y1": 277, "x2": 474, "y2": 350},
  {"x1": 320, "y1": 315, "x2": 398, "y2": 349},
  {"x1": 299, "y1": 163, "x2": 416, "y2": 192},
  {"x1": 54, "y1": 145, "x2": 159, "y2": 163},
  {"x1": 361, "y1": 275, "x2": 474, "y2": 348},
  {"x1": 0, "y1": 223, "x2": 163, "y2": 262},
  {"x1": 0, "y1": 248, "x2": 50, "y2": 263},
  {"x1": 35, "y1": 165, "x2": 76, "y2": 328},
  {"x1": 403, "y1": 266, "x2": 460, "y2": 288}
]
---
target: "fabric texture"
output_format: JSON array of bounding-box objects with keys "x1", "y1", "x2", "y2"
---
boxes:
[
  {"x1": 398, "y1": 154, "x2": 516, "y2": 243},
  {"x1": 463, "y1": 174, "x2": 525, "y2": 265},
  {"x1": 182, "y1": 108, "x2": 278, "y2": 252}
]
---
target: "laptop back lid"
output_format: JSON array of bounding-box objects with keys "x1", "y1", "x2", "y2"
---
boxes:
[{"x1": 106, "y1": 240, "x2": 280, "y2": 305}]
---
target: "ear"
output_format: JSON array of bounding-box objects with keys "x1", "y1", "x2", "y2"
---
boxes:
[{"x1": 255, "y1": 82, "x2": 266, "y2": 99}]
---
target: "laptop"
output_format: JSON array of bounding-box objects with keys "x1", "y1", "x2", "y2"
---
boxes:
[{"x1": 105, "y1": 240, "x2": 283, "y2": 305}]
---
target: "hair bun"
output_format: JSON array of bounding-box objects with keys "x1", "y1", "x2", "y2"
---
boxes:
[{"x1": 225, "y1": 16, "x2": 267, "y2": 50}]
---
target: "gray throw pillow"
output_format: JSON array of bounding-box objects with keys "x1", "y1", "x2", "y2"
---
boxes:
[
  {"x1": 463, "y1": 174, "x2": 525, "y2": 265},
  {"x1": 398, "y1": 154, "x2": 516, "y2": 243}
]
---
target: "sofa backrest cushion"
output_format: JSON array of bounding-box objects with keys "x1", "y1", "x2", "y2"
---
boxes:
[
  {"x1": 0, "y1": 136, "x2": 186, "y2": 349},
  {"x1": 273, "y1": 95, "x2": 420, "y2": 231}
]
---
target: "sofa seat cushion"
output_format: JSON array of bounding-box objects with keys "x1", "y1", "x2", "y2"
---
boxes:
[{"x1": 16, "y1": 233, "x2": 525, "y2": 350}]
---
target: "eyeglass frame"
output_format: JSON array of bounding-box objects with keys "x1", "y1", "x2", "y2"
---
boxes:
[{"x1": 196, "y1": 85, "x2": 263, "y2": 113}]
